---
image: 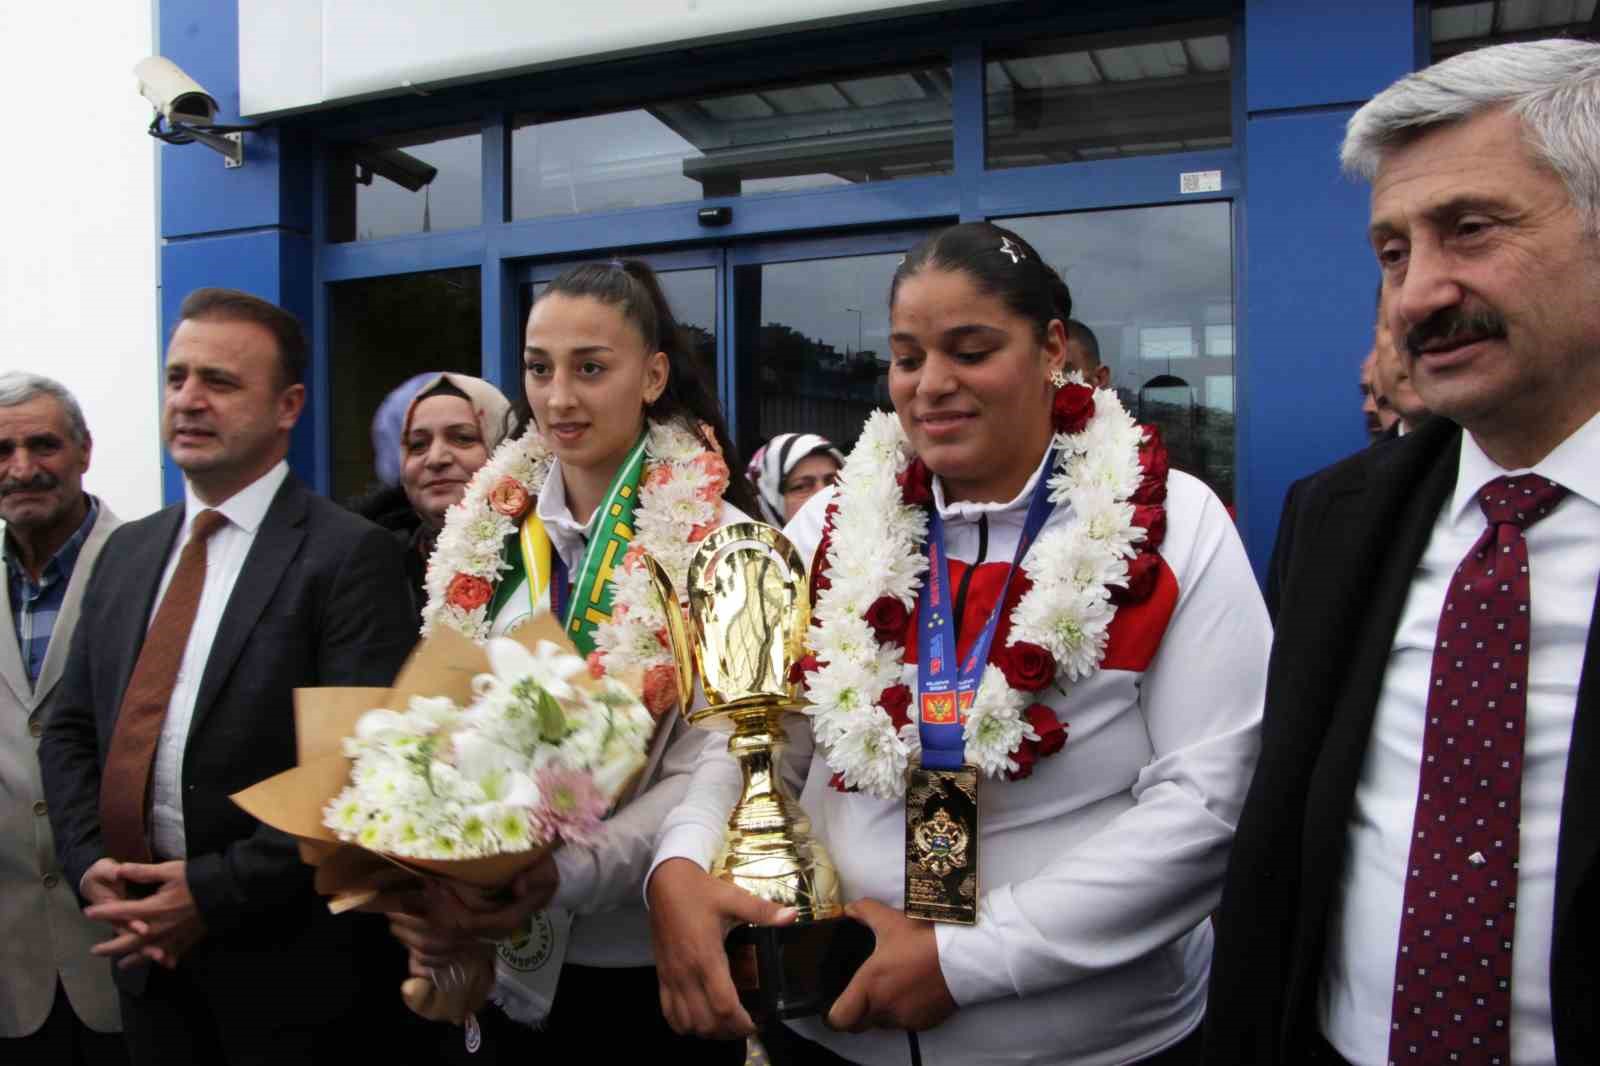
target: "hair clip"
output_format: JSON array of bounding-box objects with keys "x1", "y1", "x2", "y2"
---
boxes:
[
  {"x1": 896, "y1": 254, "x2": 907, "y2": 267},
  {"x1": 606, "y1": 258, "x2": 626, "y2": 270},
  {"x1": 999, "y1": 237, "x2": 1023, "y2": 265}
]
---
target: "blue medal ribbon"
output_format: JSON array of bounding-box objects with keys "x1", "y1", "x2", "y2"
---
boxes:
[{"x1": 916, "y1": 452, "x2": 1058, "y2": 770}]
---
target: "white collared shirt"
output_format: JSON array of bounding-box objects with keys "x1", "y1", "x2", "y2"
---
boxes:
[
  {"x1": 1320, "y1": 413, "x2": 1600, "y2": 1066},
  {"x1": 493, "y1": 457, "x2": 741, "y2": 966},
  {"x1": 654, "y1": 450, "x2": 1271, "y2": 1065},
  {"x1": 148, "y1": 461, "x2": 289, "y2": 860}
]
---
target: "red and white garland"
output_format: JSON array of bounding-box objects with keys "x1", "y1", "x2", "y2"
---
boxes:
[
  {"x1": 420, "y1": 420, "x2": 730, "y2": 716},
  {"x1": 801, "y1": 377, "x2": 1169, "y2": 799}
]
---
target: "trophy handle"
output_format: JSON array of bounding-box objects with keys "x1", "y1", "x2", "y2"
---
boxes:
[{"x1": 638, "y1": 554, "x2": 696, "y2": 715}]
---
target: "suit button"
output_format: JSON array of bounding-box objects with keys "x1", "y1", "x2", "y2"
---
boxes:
[
  {"x1": 32, "y1": 801, "x2": 46, "y2": 816},
  {"x1": 42, "y1": 874, "x2": 58, "y2": 889},
  {"x1": 28, "y1": 721, "x2": 42, "y2": 737}
]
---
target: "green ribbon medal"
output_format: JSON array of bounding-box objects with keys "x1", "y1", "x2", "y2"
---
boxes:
[{"x1": 495, "y1": 433, "x2": 649, "y2": 656}]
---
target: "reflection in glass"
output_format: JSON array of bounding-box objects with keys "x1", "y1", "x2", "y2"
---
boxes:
[
  {"x1": 1430, "y1": 0, "x2": 1596, "y2": 60},
  {"x1": 512, "y1": 63, "x2": 952, "y2": 219},
  {"x1": 328, "y1": 125, "x2": 483, "y2": 243},
  {"x1": 986, "y1": 21, "x2": 1232, "y2": 168},
  {"x1": 1004, "y1": 204, "x2": 1235, "y2": 505},
  {"x1": 732, "y1": 252, "x2": 905, "y2": 462},
  {"x1": 329, "y1": 268, "x2": 482, "y2": 500}
]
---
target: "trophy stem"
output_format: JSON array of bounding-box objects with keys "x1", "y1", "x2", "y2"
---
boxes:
[{"x1": 711, "y1": 703, "x2": 842, "y2": 923}]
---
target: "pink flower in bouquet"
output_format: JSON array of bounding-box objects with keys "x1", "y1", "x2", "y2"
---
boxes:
[
  {"x1": 532, "y1": 766, "x2": 608, "y2": 847},
  {"x1": 644, "y1": 464, "x2": 675, "y2": 489},
  {"x1": 586, "y1": 650, "x2": 607, "y2": 679}
]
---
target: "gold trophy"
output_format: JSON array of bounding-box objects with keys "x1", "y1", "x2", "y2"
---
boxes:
[{"x1": 643, "y1": 522, "x2": 872, "y2": 1021}]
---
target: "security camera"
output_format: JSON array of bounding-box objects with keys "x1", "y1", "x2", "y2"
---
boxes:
[
  {"x1": 134, "y1": 56, "x2": 258, "y2": 167},
  {"x1": 134, "y1": 56, "x2": 218, "y2": 128}
]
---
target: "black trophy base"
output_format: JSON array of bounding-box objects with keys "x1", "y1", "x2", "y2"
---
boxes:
[{"x1": 725, "y1": 915, "x2": 875, "y2": 1023}]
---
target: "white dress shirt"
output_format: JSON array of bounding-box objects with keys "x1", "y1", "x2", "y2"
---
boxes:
[
  {"x1": 148, "y1": 461, "x2": 289, "y2": 861},
  {"x1": 1320, "y1": 413, "x2": 1600, "y2": 1066},
  {"x1": 654, "y1": 452, "x2": 1271, "y2": 1066},
  {"x1": 492, "y1": 459, "x2": 738, "y2": 967}
]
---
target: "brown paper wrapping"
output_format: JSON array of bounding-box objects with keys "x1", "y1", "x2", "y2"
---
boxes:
[{"x1": 231, "y1": 612, "x2": 641, "y2": 907}]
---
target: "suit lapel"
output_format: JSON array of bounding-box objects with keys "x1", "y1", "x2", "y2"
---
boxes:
[
  {"x1": 186, "y1": 478, "x2": 307, "y2": 740},
  {"x1": 33, "y1": 506, "x2": 120, "y2": 702},
  {"x1": 1552, "y1": 574, "x2": 1600, "y2": 964},
  {"x1": 0, "y1": 561, "x2": 29, "y2": 707},
  {"x1": 1282, "y1": 423, "x2": 1464, "y2": 1035}
]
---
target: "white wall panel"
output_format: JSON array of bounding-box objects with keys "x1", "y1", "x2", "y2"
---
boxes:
[{"x1": 240, "y1": 0, "x2": 990, "y2": 117}]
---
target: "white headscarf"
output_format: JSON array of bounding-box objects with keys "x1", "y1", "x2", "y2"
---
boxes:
[{"x1": 747, "y1": 432, "x2": 844, "y2": 525}]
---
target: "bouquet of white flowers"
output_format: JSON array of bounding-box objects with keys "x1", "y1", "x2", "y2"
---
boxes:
[{"x1": 324, "y1": 636, "x2": 655, "y2": 863}]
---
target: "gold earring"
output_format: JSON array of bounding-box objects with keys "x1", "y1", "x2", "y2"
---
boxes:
[{"x1": 1049, "y1": 369, "x2": 1068, "y2": 389}]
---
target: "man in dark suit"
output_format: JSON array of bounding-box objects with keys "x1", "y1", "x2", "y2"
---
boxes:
[
  {"x1": 39, "y1": 288, "x2": 418, "y2": 1065},
  {"x1": 1205, "y1": 40, "x2": 1600, "y2": 1066}
]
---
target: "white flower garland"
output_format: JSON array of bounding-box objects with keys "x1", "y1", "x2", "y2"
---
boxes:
[
  {"x1": 805, "y1": 379, "x2": 1149, "y2": 799},
  {"x1": 421, "y1": 420, "x2": 726, "y2": 693}
]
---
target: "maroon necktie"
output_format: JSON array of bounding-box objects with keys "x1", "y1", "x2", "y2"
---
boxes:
[
  {"x1": 99, "y1": 509, "x2": 228, "y2": 863},
  {"x1": 1388, "y1": 475, "x2": 1568, "y2": 1065}
]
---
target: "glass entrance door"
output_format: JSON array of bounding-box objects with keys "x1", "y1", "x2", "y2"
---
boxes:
[
  {"x1": 725, "y1": 229, "x2": 935, "y2": 461},
  {"x1": 510, "y1": 231, "x2": 937, "y2": 470}
]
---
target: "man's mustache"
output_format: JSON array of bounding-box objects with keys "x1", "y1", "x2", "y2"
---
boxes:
[
  {"x1": 1405, "y1": 309, "x2": 1507, "y2": 358},
  {"x1": 0, "y1": 472, "x2": 59, "y2": 496}
]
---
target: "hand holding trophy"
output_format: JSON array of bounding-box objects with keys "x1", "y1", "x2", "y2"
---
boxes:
[{"x1": 642, "y1": 522, "x2": 873, "y2": 1026}]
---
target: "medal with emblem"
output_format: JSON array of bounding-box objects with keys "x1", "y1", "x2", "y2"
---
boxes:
[
  {"x1": 905, "y1": 765, "x2": 979, "y2": 923},
  {"x1": 904, "y1": 451, "x2": 1056, "y2": 926}
]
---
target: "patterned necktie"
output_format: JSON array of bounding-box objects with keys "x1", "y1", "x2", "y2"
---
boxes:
[
  {"x1": 1388, "y1": 474, "x2": 1569, "y2": 1065},
  {"x1": 99, "y1": 509, "x2": 228, "y2": 863}
]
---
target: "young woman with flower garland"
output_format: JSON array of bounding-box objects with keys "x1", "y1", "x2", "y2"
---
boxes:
[
  {"x1": 394, "y1": 260, "x2": 752, "y2": 1064},
  {"x1": 645, "y1": 223, "x2": 1272, "y2": 1066}
]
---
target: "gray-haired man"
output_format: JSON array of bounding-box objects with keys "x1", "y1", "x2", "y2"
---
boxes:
[
  {"x1": 1207, "y1": 39, "x2": 1600, "y2": 1066},
  {"x1": 0, "y1": 372, "x2": 126, "y2": 1064}
]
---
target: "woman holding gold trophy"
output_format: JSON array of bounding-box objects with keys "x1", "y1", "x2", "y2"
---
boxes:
[
  {"x1": 390, "y1": 259, "x2": 753, "y2": 1062},
  {"x1": 647, "y1": 222, "x2": 1272, "y2": 1066}
]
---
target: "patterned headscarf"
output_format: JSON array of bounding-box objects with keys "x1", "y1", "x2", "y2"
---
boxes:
[
  {"x1": 747, "y1": 432, "x2": 844, "y2": 526},
  {"x1": 401, "y1": 373, "x2": 513, "y2": 456},
  {"x1": 371, "y1": 373, "x2": 441, "y2": 486}
]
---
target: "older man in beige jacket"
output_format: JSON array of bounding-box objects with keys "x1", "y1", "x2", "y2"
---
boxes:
[{"x1": 0, "y1": 372, "x2": 124, "y2": 1065}]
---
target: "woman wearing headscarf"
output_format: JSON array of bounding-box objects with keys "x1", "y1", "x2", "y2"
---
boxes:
[
  {"x1": 748, "y1": 431, "x2": 844, "y2": 525},
  {"x1": 352, "y1": 373, "x2": 512, "y2": 616}
]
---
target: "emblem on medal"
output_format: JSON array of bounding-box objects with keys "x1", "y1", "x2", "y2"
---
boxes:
[{"x1": 912, "y1": 807, "x2": 970, "y2": 878}]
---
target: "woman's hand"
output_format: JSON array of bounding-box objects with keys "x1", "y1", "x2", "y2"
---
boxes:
[
  {"x1": 407, "y1": 853, "x2": 562, "y2": 943},
  {"x1": 825, "y1": 899, "x2": 957, "y2": 1033},
  {"x1": 647, "y1": 858, "x2": 796, "y2": 1039}
]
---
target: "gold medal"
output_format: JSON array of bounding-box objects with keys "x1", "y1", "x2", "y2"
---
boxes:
[{"x1": 904, "y1": 765, "x2": 979, "y2": 924}]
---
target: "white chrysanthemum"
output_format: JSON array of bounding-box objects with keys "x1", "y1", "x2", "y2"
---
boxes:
[
  {"x1": 831, "y1": 713, "x2": 912, "y2": 800},
  {"x1": 808, "y1": 614, "x2": 879, "y2": 668},
  {"x1": 962, "y1": 674, "x2": 1032, "y2": 777}
]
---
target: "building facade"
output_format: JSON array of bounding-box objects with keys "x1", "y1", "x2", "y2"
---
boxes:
[{"x1": 151, "y1": 0, "x2": 1597, "y2": 574}]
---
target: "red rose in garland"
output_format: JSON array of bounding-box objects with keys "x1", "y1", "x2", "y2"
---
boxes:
[
  {"x1": 445, "y1": 573, "x2": 493, "y2": 611},
  {"x1": 897, "y1": 457, "x2": 933, "y2": 507},
  {"x1": 864, "y1": 596, "x2": 911, "y2": 646},
  {"x1": 878, "y1": 684, "x2": 913, "y2": 729},
  {"x1": 1131, "y1": 425, "x2": 1170, "y2": 506},
  {"x1": 788, "y1": 654, "x2": 821, "y2": 685},
  {"x1": 994, "y1": 641, "x2": 1057, "y2": 692},
  {"x1": 1007, "y1": 738, "x2": 1040, "y2": 781},
  {"x1": 1132, "y1": 505, "x2": 1167, "y2": 551},
  {"x1": 1025, "y1": 703, "x2": 1067, "y2": 756},
  {"x1": 1051, "y1": 383, "x2": 1095, "y2": 434},
  {"x1": 1111, "y1": 551, "x2": 1161, "y2": 606}
]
